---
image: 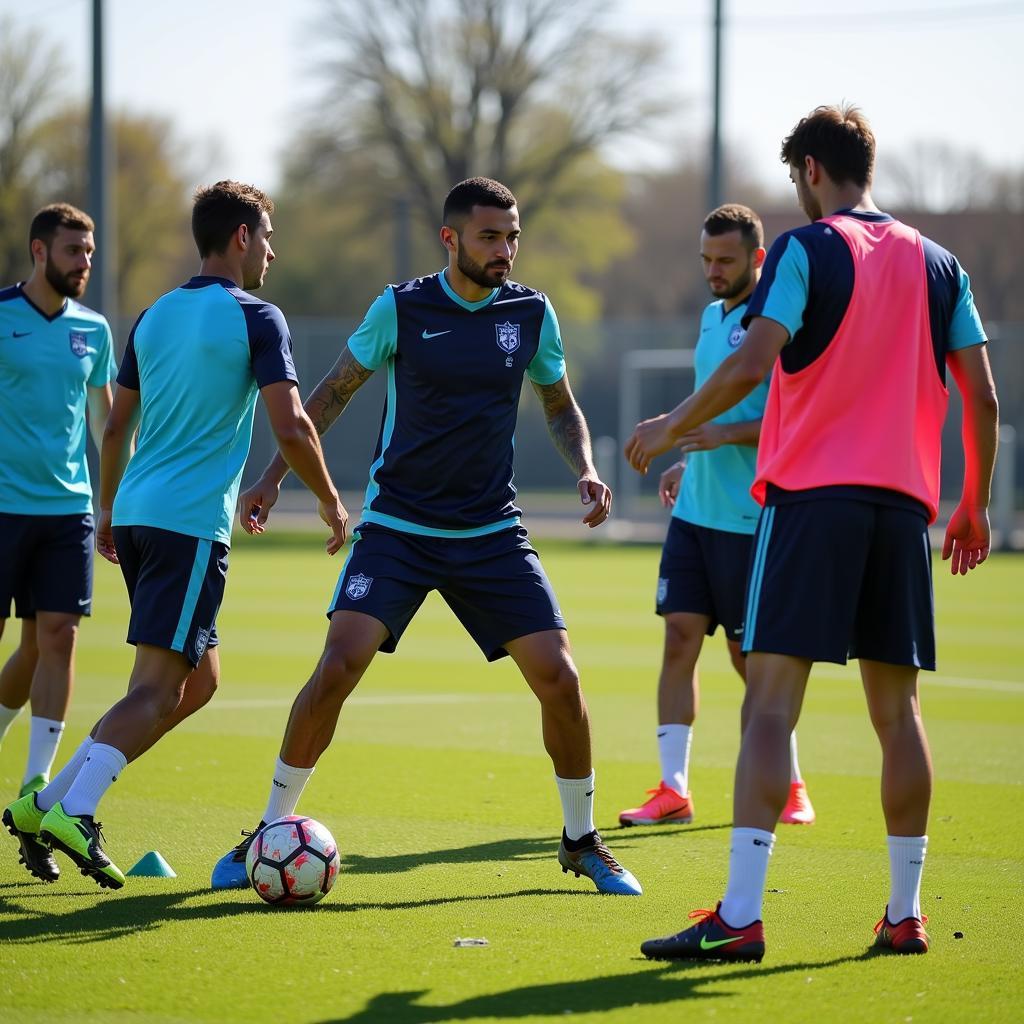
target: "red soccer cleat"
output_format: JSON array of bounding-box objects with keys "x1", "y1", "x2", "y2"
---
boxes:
[
  {"x1": 779, "y1": 780, "x2": 815, "y2": 825},
  {"x1": 874, "y1": 910, "x2": 930, "y2": 954},
  {"x1": 618, "y1": 781, "x2": 694, "y2": 826}
]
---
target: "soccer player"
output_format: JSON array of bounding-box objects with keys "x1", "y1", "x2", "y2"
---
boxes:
[
  {"x1": 211, "y1": 176, "x2": 641, "y2": 896},
  {"x1": 0, "y1": 204, "x2": 115, "y2": 810},
  {"x1": 2, "y1": 181, "x2": 347, "y2": 889},
  {"x1": 618, "y1": 204, "x2": 814, "y2": 830},
  {"x1": 626, "y1": 105, "x2": 997, "y2": 959}
]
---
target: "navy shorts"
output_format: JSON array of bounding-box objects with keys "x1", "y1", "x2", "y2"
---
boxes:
[
  {"x1": 0, "y1": 512, "x2": 94, "y2": 619},
  {"x1": 742, "y1": 492, "x2": 935, "y2": 669},
  {"x1": 113, "y1": 525, "x2": 228, "y2": 668},
  {"x1": 656, "y1": 517, "x2": 753, "y2": 640},
  {"x1": 328, "y1": 523, "x2": 565, "y2": 662}
]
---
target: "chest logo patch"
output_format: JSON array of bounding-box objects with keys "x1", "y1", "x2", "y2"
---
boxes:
[
  {"x1": 727, "y1": 324, "x2": 746, "y2": 348},
  {"x1": 345, "y1": 573, "x2": 373, "y2": 600},
  {"x1": 495, "y1": 321, "x2": 520, "y2": 355},
  {"x1": 69, "y1": 330, "x2": 90, "y2": 358}
]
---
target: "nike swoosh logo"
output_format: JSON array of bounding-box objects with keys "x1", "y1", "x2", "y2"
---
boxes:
[
  {"x1": 491, "y1": 297, "x2": 534, "y2": 305},
  {"x1": 421, "y1": 329, "x2": 451, "y2": 339},
  {"x1": 13, "y1": 331, "x2": 31, "y2": 338},
  {"x1": 585, "y1": 790, "x2": 594, "y2": 797},
  {"x1": 700, "y1": 935, "x2": 743, "y2": 950}
]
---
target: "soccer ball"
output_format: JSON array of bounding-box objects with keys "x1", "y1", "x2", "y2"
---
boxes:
[{"x1": 245, "y1": 815, "x2": 340, "y2": 906}]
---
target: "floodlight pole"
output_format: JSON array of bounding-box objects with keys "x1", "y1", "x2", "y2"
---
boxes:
[
  {"x1": 708, "y1": 0, "x2": 724, "y2": 212},
  {"x1": 89, "y1": 0, "x2": 113, "y2": 318}
]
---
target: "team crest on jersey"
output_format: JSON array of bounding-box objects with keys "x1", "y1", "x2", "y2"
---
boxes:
[
  {"x1": 69, "y1": 330, "x2": 89, "y2": 357},
  {"x1": 194, "y1": 627, "x2": 210, "y2": 659},
  {"x1": 345, "y1": 573, "x2": 373, "y2": 600},
  {"x1": 727, "y1": 324, "x2": 746, "y2": 348},
  {"x1": 495, "y1": 321, "x2": 520, "y2": 355}
]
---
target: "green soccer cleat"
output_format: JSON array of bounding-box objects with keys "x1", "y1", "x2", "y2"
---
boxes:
[
  {"x1": 2, "y1": 792, "x2": 59, "y2": 882},
  {"x1": 39, "y1": 802, "x2": 124, "y2": 890},
  {"x1": 558, "y1": 830, "x2": 642, "y2": 895},
  {"x1": 18, "y1": 774, "x2": 48, "y2": 799}
]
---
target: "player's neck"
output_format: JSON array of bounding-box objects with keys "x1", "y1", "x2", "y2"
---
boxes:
[
  {"x1": 198, "y1": 257, "x2": 243, "y2": 288},
  {"x1": 820, "y1": 185, "x2": 881, "y2": 219},
  {"x1": 21, "y1": 271, "x2": 67, "y2": 317},
  {"x1": 444, "y1": 266, "x2": 493, "y2": 304}
]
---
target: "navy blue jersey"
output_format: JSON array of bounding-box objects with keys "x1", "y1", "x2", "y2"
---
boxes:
[
  {"x1": 347, "y1": 271, "x2": 566, "y2": 537},
  {"x1": 744, "y1": 210, "x2": 985, "y2": 382}
]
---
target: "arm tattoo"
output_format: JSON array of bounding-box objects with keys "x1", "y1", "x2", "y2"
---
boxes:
[
  {"x1": 533, "y1": 379, "x2": 594, "y2": 478},
  {"x1": 305, "y1": 346, "x2": 374, "y2": 436}
]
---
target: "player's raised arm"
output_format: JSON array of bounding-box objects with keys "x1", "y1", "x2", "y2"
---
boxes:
[
  {"x1": 624, "y1": 317, "x2": 786, "y2": 474},
  {"x1": 942, "y1": 342, "x2": 999, "y2": 574},
  {"x1": 532, "y1": 373, "x2": 611, "y2": 528}
]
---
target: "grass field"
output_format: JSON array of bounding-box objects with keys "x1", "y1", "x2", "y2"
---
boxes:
[{"x1": 0, "y1": 536, "x2": 1021, "y2": 1023}]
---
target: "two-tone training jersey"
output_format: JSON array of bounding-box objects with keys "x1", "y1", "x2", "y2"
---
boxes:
[
  {"x1": 744, "y1": 210, "x2": 986, "y2": 522},
  {"x1": 673, "y1": 299, "x2": 769, "y2": 535},
  {"x1": 113, "y1": 276, "x2": 297, "y2": 545},
  {"x1": 0, "y1": 283, "x2": 116, "y2": 515},
  {"x1": 347, "y1": 270, "x2": 566, "y2": 537}
]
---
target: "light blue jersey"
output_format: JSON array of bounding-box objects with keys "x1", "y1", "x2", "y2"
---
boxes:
[
  {"x1": 0, "y1": 283, "x2": 116, "y2": 515},
  {"x1": 113, "y1": 276, "x2": 297, "y2": 545},
  {"x1": 674, "y1": 299, "x2": 768, "y2": 535}
]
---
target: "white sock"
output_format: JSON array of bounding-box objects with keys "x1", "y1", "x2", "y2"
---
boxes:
[
  {"x1": 0, "y1": 702, "x2": 22, "y2": 746},
  {"x1": 789, "y1": 731, "x2": 802, "y2": 784},
  {"x1": 24, "y1": 716, "x2": 65, "y2": 785},
  {"x1": 657, "y1": 723, "x2": 692, "y2": 796},
  {"x1": 555, "y1": 771, "x2": 595, "y2": 841},
  {"x1": 36, "y1": 736, "x2": 94, "y2": 812},
  {"x1": 720, "y1": 827, "x2": 775, "y2": 926},
  {"x1": 261, "y1": 757, "x2": 315, "y2": 824},
  {"x1": 887, "y1": 834, "x2": 927, "y2": 922},
  {"x1": 62, "y1": 742, "x2": 127, "y2": 818}
]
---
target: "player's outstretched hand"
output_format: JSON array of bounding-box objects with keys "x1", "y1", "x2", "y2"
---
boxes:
[
  {"x1": 659, "y1": 461, "x2": 684, "y2": 508},
  {"x1": 624, "y1": 414, "x2": 676, "y2": 474},
  {"x1": 941, "y1": 502, "x2": 990, "y2": 575},
  {"x1": 578, "y1": 476, "x2": 612, "y2": 529},
  {"x1": 95, "y1": 509, "x2": 119, "y2": 564},
  {"x1": 678, "y1": 422, "x2": 725, "y2": 454},
  {"x1": 318, "y1": 497, "x2": 349, "y2": 555},
  {"x1": 239, "y1": 477, "x2": 281, "y2": 535}
]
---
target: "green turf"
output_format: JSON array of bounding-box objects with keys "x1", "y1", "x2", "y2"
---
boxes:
[{"x1": 0, "y1": 540, "x2": 1021, "y2": 1023}]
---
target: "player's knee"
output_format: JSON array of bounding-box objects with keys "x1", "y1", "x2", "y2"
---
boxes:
[
  {"x1": 535, "y1": 660, "x2": 584, "y2": 717},
  {"x1": 35, "y1": 617, "x2": 78, "y2": 660},
  {"x1": 316, "y1": 643, "x2": 370, "y2": 704},
  {"x1": 662, "y1": 617, "x2": 703, "y2": 664}
]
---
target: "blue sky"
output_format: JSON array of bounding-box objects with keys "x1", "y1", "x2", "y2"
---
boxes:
[{"x1": 3, "y1": 0, "x2": 1021, "y2": 195}]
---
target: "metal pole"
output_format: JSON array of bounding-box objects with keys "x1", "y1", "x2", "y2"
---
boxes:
[
  {"x1": 994, "y1": 423, "x2": 1017, "y2": 551},
  {"x1": 708, "y1": 0, "x2": 723, "y2": 212},
  {"x1": 89, "y1": 0, "x2": 112, "y2": 319}
]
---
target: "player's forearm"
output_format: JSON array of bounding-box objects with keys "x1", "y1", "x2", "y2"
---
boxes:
[
  {"x1": 667, "y1": 356, "x2": 764, "y2": 442},
  {"x1": 98, "y1": 426, "x2": 133, "y2": 510},
  {"x1": 719, "y1": 419, "x2": 762, "y2": 447},
  {"x1": 546, "y1": 404, "x2": 596, "y2": 479},
  {"x1": 960, "y1": 387, "x2": 999, "y2": 508},
  {"x1": 273, "y1": 414, "x2": 340, "y2": 506}
]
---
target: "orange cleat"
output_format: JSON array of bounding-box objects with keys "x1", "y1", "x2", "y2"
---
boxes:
[
  {"x1": 618, "y1": 781, "x2": 694, "y2": 826},
  {"x1": 874, "y1": 910, "x2": 930, "y2": 954},
  {"x1": 780, "y1": 780, "x2": 815, "y2": 825}
]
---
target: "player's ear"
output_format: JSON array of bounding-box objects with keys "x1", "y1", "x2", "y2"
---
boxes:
[
  {"x1": 753, "y1": 247, "x2": 766, "y2": 270},
  {"x1": 30, "y1": 238, "x2": 47, "y2": 266},
  {"x1": 439, "y1": 226, "x2": 456, "y2": 253},
  {"x1": 236, "y1": 223, "x2": 249, "y2": 251}
]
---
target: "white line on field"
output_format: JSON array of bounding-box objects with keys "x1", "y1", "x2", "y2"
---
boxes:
[{"x1": 810, "y1": 664, "x2": 1024, "y2": 694}]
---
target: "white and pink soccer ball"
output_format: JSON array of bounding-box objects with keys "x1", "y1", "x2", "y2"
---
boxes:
[{"x1": 245, "y1": 815, "x2": 340, "y2": 906}]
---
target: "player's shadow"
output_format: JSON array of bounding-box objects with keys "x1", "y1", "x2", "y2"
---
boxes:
[
  {"x1": 0, "y1": 883, "x2": 606, "y2": 945},
  {"x1": 313, "y1": 952, "x2": 879, "y2": 1023},
  {"x1": 340, "y1": 832, "x2": 650, "y2": 876}
]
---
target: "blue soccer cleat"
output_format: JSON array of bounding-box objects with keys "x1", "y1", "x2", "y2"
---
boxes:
[
  {"x1": 210, "y1": 823, "x2": 263, "y2": 890},
  {"x1": 558, "y1": 830, "x2": 642, "y2": 895}
]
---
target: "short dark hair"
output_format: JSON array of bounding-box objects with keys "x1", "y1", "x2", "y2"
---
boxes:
[
  {"x1": 780, "y1": 103, "x2": 875, "y2": 187},
  {"x1": 703, "y1": 204, "x2": 763, "y2": 250},
  {"x1": 442, "y1": 177, "x2": 517, "y2": 229},
  {"x1": 191, "y1": 180, "x2": 274, "y2": 258},
  {"x1": 29, "y1": 203, "x2": 94, "y2": 256}
]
